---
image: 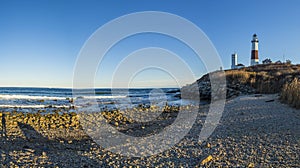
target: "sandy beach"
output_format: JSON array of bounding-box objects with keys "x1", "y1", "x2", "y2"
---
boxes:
[{"x1": 0, "y1": 94, "x2": 299, "y2": 167}]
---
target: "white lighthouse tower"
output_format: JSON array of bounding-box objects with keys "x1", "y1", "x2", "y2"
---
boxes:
[
  {"x1": 231, "y1": 53, "x2": 238, "y2": 69},
  {"x1": 250, "y1": 34, "x2": 259, "y2": 66}
]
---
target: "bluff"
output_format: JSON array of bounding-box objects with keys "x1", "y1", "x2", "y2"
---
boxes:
[{"x1": 181, "y1": 63, "x2": 300, "y2": 100}]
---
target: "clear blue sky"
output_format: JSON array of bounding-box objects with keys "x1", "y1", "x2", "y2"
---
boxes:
[{"x1": 0, "y1": 0, "x2": 299, "y2": 88}]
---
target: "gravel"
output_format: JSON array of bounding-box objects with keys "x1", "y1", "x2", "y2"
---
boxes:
[{"x1": 0, "y1": 94, "x2": 299, "y2": 167}]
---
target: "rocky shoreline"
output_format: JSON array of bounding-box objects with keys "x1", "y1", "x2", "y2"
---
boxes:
[
  {"x1": 181, "y1": 71, "x2": 256, "y2": 101},
  {"x1": 0, "y1": 94, "x2": 299, "y2": 167}
]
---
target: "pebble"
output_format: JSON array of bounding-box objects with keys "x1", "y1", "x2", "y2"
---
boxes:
[{"x1": 201, "y1": 155, "x2": 213, "y2": 165}]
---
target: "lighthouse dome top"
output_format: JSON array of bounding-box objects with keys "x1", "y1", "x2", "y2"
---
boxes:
[{"x1": 252, "y1": 33, "x2": 259, "y2": 42}]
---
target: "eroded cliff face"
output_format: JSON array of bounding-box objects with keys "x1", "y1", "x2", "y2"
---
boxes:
[{"x1": 181, "y1": 63, "x2": 300, "y2": 101}]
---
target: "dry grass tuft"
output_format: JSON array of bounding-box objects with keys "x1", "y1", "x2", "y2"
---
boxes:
[
  {"x1": 280, "y1": 78, "x2": 300, "y2": 109},
  {"x1": 226, "y1": 70, "x2": 256, "y2": 84}
]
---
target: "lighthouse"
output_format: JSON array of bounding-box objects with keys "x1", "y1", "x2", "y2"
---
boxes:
[{"x1": 250, "y1": 34, "x2": 259, "y2": 66}]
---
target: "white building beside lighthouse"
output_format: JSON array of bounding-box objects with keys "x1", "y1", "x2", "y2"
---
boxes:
[
  {"x1": 250, "y1": 34, "x2": 259, "y2": 66},
  {"x1": 231, "y1": 53, "x2": 238, "y2": 69}
]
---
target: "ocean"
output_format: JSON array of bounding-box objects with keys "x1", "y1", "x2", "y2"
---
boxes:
[{"x1": 0, "y1": 87, "x2": 194, "y2": 113}]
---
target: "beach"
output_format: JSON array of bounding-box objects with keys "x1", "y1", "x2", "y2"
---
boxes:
[
  {"x1": 1, "y1": 0, "x2": 300, "y2": 167},
  {"x1": 0, "y1": 94, "x2": 299, "y2": 167}
]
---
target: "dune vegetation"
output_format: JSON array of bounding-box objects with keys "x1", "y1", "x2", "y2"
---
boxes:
[
  {"x1": 280, "y1": 77, "x2": 300, "y2": 109},
  {"x1": 225, "y1": 63, "x2": 300, "y2": 94},
  {"x1": 226, "y1": 63, "x2": 300, "y2": 109},
  {"x1": 183, "y1": 63, "x2": 300, "y2": 108}
]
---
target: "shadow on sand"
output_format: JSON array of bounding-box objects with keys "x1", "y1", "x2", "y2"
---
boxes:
[{"x1": 0, "y1": 120, "x2": 100, "y2": 167}]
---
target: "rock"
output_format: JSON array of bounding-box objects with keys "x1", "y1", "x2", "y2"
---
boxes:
[
  {"x1": 201, "y1": 155, "x2": 213, "y2": 165},
  {"x1": 24, "y1": 148, "x2": 35, "y2": 153},
  {"x1": 248, "y1": 163, "x2": 255, "y2": 168},
  {"x1": 206, "y1": 143, "x2": 211, "y2": 148}
]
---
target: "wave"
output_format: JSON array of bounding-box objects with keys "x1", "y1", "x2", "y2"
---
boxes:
[
  {"x1": 0, "y1": 94, "x2": 127, "y2": 100},
  {"x1": 0, "y1": 104, "x2": 73, "y2": 109},
  {"x1": 0, "y1": 94, "x2": 68, "y2": 100},
  {"x1": 77, "y1": 95, "x2": 127, "y2": 99}
]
